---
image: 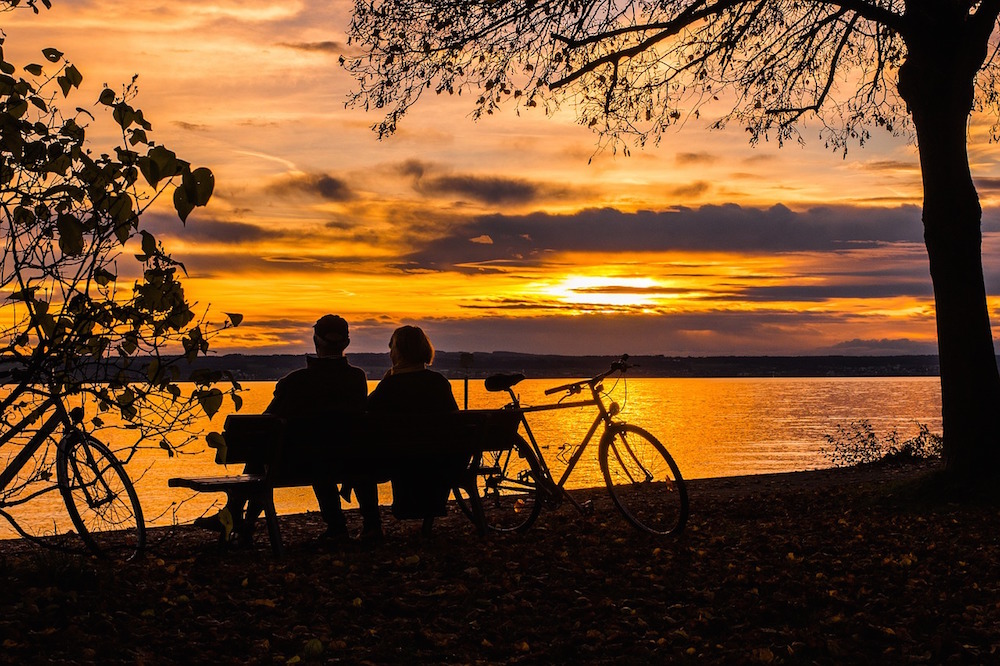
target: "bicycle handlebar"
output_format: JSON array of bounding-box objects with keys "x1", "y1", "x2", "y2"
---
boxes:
[{"x1": 543, "y1": 354, "x2": 632, "y2": 396}]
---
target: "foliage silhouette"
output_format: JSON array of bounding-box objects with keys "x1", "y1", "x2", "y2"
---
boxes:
[
  {"x1": 0, "y1": 2, "x2": 239, "y2": 537},
  {"x1": 822, "y1": 421, "x2": 943, "y2": 468},
  {"x1": 343, "y1": 1, "x2": 1000, "y2": 478}
]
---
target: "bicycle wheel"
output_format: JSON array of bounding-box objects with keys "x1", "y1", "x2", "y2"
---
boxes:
[
  {"x1": 599, "y1": 424, "x2": 688, "y2": 536},
  {"x1": 456, "y1": 434, "x2": 542, "y2": 533},
  {"x1": 57, "y1": 432, "x2": 145, "y2": 560}
]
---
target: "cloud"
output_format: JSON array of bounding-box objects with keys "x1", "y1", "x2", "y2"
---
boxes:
[
  {"x1": 393, "y1": 204, "x2": 926, "y2": 272},
  {"x1": 373, "y1": 310, "x2": 919, "y2": 357},
  {"x1": 278, "y1": 41, "x2": 341, "y2": 52},
  {"x1": 975, "y1": 177, "x2": 1000, "y2": 192},
  {"x1": 266, "y1": 173, "x2": 357, "y2": 201},
  {"x1": 737, "y1": 281, "x2": 933, "y2": 302},
  {"x1": 398, "y1": 159, "x2": 573, "y2": 205},
  {"x1": 858, "y1": 160, "x2": 920, "y2": 173},
  {"x1": 675, "y1": 152, "x2": 718, "y2": 165},
  {"x1": 173, "y1": 121, "x2": 211, "y2": 132},
  {"x1": 817, "y1": 338, "x2": 939, "y2": 355},
  {"x1": 420, "y1": 175, "x2": 545, "y2": 205},
  {"x1": 141, "y1": 212, "x2": 278, "y2": 244}
]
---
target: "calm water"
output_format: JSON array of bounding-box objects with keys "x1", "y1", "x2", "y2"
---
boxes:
[{"x1": 1, "y1": 377, "x2": 942, "y2": 538}]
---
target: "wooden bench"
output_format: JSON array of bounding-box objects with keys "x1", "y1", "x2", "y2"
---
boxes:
[{"x1": 168, "y1": 409, "x2": 520, "y2": 555}]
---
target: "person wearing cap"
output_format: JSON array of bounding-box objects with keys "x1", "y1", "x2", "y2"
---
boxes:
[
  {"x1": 266, "y1": 314, "x2": 379, "y2": 541},
  {"x1": 196, "y1": 315, "x2": 380, "y2": 542}
]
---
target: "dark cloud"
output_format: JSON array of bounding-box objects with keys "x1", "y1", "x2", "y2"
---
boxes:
[
  {"x1": 278, "y1": 41, "x2": 340, "y2": 52},
  {"x1": 422, "y1": 175, "x2": 543, "y2": 205},
  {"x1": 369, "y1": 310, "x2": 896, "y2": 357},
  {"x1": 859, "y1": 160, "x2": 919, "y2": 172},
  {"x1": 267, "y1": 173, "x2": 356, "y2": 201},
  {"x1": 399, "y1": 159, "x2": 571, "y2": 205},
  {"x1": 975, "y1": 177, "x2": 1000, "y2": 192},
  {"x1": 817, "y1": 338, "x2": 939, "y2": 355},
  {"x1": 395, "y1": 204, "x2": 926, "y2": 273},
  {"x1": 666, "y1": 181, "x2": 712, "y2": 198},
  {"x1": 140, "y1": 212, "x2": 277, "y2": 244},
  {"x1": 675, "y1": 152, "x2": 718, "y2": 165},
  {"x1": 737, "y1": 281, "x2": 933, "y2": 302},
  {"x1": 172, "y1": 121, "x2": 211, "y2": 132}
]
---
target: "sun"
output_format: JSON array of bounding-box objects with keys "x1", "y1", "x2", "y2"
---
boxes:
[{"x1": 546, "y1": 276, "x2": 662, "y2": 309}]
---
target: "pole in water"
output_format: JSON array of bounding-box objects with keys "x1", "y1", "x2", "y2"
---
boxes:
[{"x1": 460, "y1": 352, "x2": 474, "y2": 410}]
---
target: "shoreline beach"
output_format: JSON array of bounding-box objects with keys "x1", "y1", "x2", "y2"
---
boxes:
[{"x1": 3, "y1": 459, "x2": 994, "y2": 664}]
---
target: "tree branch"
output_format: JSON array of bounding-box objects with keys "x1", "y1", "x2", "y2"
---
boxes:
[{"x1": 550, "y1": 0, "x2": 751, "y2": 90}]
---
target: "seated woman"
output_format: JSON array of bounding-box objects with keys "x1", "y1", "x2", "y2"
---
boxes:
[{"x1": 367, "y1": 326, "x2": 459, "y2": 528}]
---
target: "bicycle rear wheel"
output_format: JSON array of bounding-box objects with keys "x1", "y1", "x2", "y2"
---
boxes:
[
  {"x1": 456, "y1": 434, "x2": 542, "y2": 533},
  {"x1": 57, "y1": 432, "x2": 145, "y2": 560},
  {"x1": 599, "y1": 424, "x2": 688, "y2": 536}
]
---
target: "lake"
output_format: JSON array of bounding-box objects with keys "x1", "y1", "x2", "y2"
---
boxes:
[{"x1": 1, "y1": 376, "x2": 942, "y2": 539}]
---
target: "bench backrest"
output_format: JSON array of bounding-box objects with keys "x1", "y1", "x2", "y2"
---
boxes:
[
  {"x1": 217, "y1": 414, "x2": 285, "y2": 465},
  {"x1": 218, "y1": 409, "x2": 521, "y2": 483}
]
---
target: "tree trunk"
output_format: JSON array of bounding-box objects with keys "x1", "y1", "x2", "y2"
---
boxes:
[{"x1": 899, "y1": 36, "x2": 1000, "y2": 478}]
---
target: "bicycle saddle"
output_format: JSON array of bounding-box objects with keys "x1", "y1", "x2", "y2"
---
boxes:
[{"x1": 484, "y1": 373, "x2": 525, "y2": 392}]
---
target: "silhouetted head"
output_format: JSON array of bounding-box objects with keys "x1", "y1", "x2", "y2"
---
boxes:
[
  {"x1": 389, "y1": 325, "x2": 434, "y2": 367},
  {"x1": 314, "y1": 314, "x2": 350, "y2": 356}
]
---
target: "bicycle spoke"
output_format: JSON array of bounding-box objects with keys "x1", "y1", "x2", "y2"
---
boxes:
[
  {"x1": 600, "y1": 424, "x2": 688, "y2": 536},
  {"x1": 58, "y1": 434, "x2": 145, "y2": 560}
]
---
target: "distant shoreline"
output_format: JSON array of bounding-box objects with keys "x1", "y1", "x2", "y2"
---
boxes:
[{"x1": 188, "y1": 352, "x2": 950, "y2": 381}]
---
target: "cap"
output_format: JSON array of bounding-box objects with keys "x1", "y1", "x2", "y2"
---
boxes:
[{"x1": 314, "y1": 314, "x2": 349, "y2": 343}]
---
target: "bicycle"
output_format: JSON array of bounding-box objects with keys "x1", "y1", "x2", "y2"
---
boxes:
[
  {"x1": 458, "y1": 355, "x2": 688, "y2": 536},
  {"x1": 0, "y1": 369, "x2": 145, "y2": 560}
]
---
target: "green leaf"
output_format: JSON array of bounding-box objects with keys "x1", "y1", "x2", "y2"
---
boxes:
[
  {"x1": 57, "y1": 75, "x2": 71, "y2": 97},
  {"x1": 24, "y1": 63, "x2": 43, "y2": 76},
  {"x1": 98, "y1": 88, "x2": 116, "y2": 105},
  {"x1": 42, "y1": 48, "x2": 63, "y2": 62},
  {"x1": 225, "y1": 312, "x2": 244, "y2": 327}
]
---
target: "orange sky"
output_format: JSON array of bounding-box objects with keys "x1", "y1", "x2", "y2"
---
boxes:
[{"x1": 4, "y1": 1, "x2": 1000, "y2": 356}]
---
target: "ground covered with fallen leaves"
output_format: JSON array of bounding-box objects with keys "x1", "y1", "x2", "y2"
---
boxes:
[{"x1": 2, "y1": 460, "x2": 999, "y2": 664}]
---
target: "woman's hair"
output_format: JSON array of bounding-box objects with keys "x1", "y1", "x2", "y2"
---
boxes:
[{"x1": 390, "y1": 325, "x2": 435, "y2": 366}]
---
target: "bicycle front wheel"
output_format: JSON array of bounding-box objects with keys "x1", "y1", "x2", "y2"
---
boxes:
[
  {"x1": 458, "y1": 434, "x2": 542, "y2": 533},
  {"x1": 57, "y1": 432, "x2": 145, "y2": 560},
  {"x1": 599, "y1": 424, "x2": 688, "y2": 536}
]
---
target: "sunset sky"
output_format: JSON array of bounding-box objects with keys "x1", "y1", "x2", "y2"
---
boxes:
[{"x1": 5, "y1": 1, "x2": 1000, "y2": 357}]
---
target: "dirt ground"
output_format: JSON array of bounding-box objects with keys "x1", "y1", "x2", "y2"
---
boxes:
[{"x1": 2, "y1": 460, "x2": 998, "y2": 664}]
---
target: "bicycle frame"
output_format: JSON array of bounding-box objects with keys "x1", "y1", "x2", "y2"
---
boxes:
[
  {"x1": 501, "y1": 371, "x2": 623, "y2": 513},
  {"x1": 0, "y1": 396, "x2": 69, "y2": 505}
]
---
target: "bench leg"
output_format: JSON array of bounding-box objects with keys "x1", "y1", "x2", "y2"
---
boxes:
[
  {"x1": 244, "y1": 491, "x2": 283, "y2": 557},
  {"x1": 262, "y1": 495, "x2": 283, "y2": 557},
  {"x1": 455, "y1": 481, "x2": 488, "y2": 536}
]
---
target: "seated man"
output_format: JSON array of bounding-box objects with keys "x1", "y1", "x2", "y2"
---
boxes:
[{"x1": 196, "y1": 314, "x2": 380, "y2": 541}]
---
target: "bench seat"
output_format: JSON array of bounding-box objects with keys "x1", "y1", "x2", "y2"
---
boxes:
[{"x1": 169, "y1": 409, "x2": 520, "y2": 555}]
